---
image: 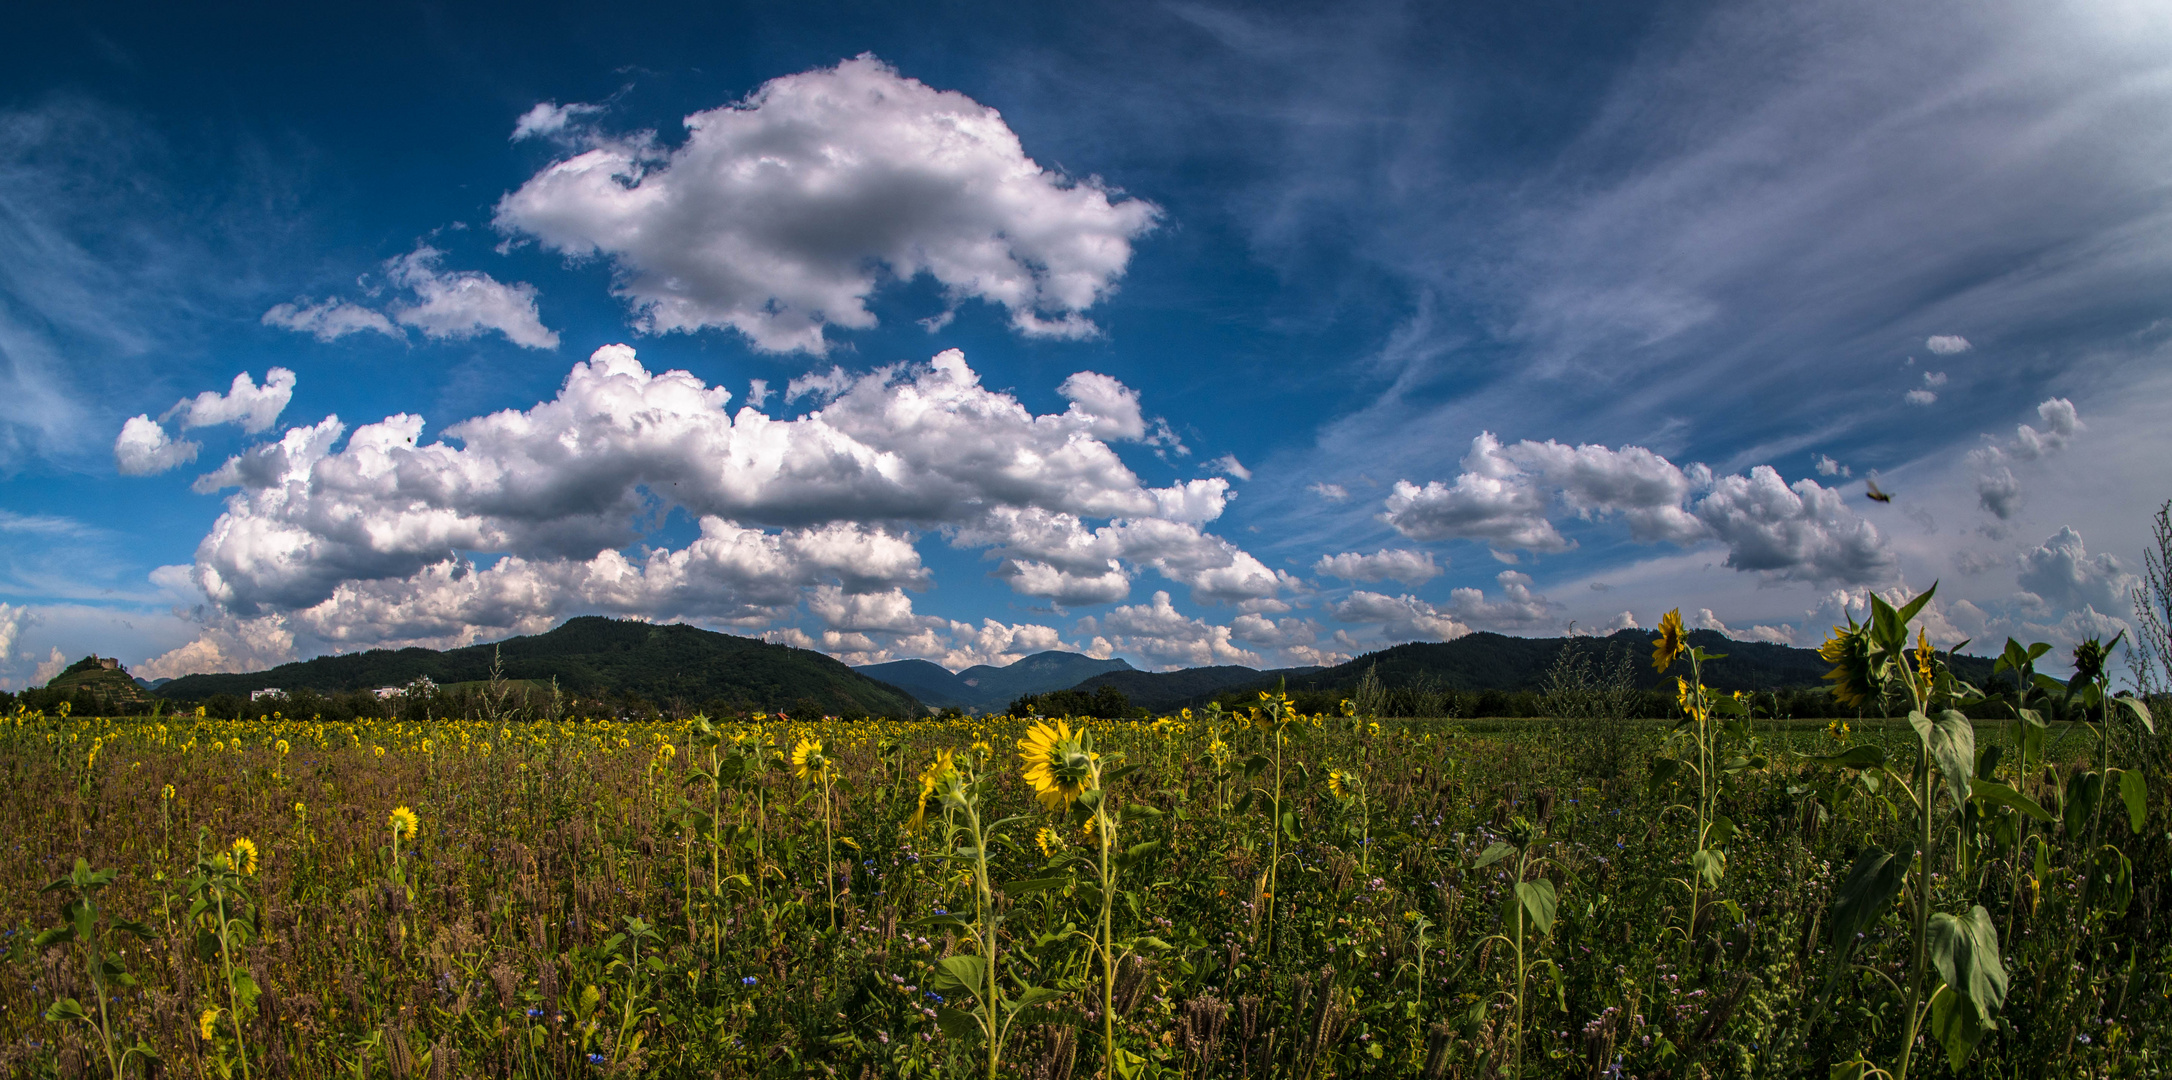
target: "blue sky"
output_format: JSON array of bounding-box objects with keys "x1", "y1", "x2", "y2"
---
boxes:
[{"x1": 4, "y1": 0, "x2": 2168, "y2": 685}]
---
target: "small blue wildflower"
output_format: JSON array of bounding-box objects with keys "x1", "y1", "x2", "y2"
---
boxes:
[{"x1": 742, "y1": 976, "x2": 759, "y2": 986}]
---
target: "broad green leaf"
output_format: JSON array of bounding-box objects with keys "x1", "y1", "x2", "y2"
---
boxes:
[
  {"x1": 1515, "y1": 879, "x2": 1557, "y2": 936},
  {"x1": 2115, "y1": 695, "x2": 2156, "y2": 735},
  {"x1": 1692, "y1": 847, "x2": 1725, "y2": 887},
  {"x1": 1968, "y1": 779, "x2": 2052, "y2": 823},
  {"x1": 2064, "y1": 771, "x2": 2102, "y2": 840},
  {"x1": 1242, "y1": 754, "x2": 1270, "y2": 778},
  {"x1": 43, "y1": 998, "x2": 88, "y2": 1023},
  {"x1": 1894, "y1": 583, "x2": 1938, "y2": 631},
  {"x1": 936, "y1": 955, "x2": 989, "y2": 996},
  {"x1": 1909, "y1": 710, "x2": 1975, "y2": 810},
  {"x1": 1828, "y1": 845, "x2": 1910, "y2": 957},
  {"x1": 1474, "y1": 842, "x2": 1516, "y2": 870},
  {"x1": 1927, "y1": 904, "x2": 2008, "y2": 1065},
  {"x1": 2088, "y1": 845, "x2": 2134, "y2": 914},
  {"x1": 2118, "y1": 769, "x2": 2148, "y2": 833},
  {"x1": 934, "y1": 1006, "x2": 982, "y2": 1040},
  {"x1": 1928, "y1": 984, "x2": 1990, "y2": 1072}
]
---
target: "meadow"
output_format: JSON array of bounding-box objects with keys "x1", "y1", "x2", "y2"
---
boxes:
[{"x1": 2, "y1": 596, "x2": 2166, "y2": 1079}]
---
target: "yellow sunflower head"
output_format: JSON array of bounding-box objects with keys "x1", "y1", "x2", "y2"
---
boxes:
[
  {"x1": 1914, "y1": 627, "x2": 1935, "y2": 689},
  {"x1": 199, "y1": 1007, "x2": 221, "y2": 1041},
  {"x1": 1652, "y1": 608, "x2": 1687, "y2": 672},
  {"x1": 1818, "y1": 621, "x2": 1876, "y2": 710},
  {"x1": 388, "y1": 805, "x2": 419, "y2": 838},
  {"x1": 161, "y1": 783, "x2": 176, "y2": 801},
  {"x1": 791, "y1": 737, "x2": 829, "y2": 783},
  {"x1": 229, "y1": 837, "x2": 259, "y2": 876},
  {"x1": 1035, "y1": 825, "x2": 1060, "y2": 858},
  {"x1": 1326, "y1": 770, "x2": 1347, "y2": 799},
  {"x1": 1017, "y1": 720, "x2": 1096, "y2": 812}
]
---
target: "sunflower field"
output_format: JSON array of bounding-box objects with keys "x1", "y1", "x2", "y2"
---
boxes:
[{"x1": 3, "y1": 592, "x2": 2169, "y2": 1078}]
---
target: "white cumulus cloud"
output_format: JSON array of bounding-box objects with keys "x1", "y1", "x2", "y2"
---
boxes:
[
  {"x1": 115, "y1": 368, "x2": 298, "y2": 476},
  {"x1": 265, "y1": 250, "x2": 556, "y2": 351},
  {"x1": 2017, "y1": 526, "x2": 2137, "y2": 616},
  {"x1": 1925, "y1": 335, "x2": 1972, "y2": 355},
  {"x1": 1078, "y1": 591, "x2": 1263, "y2": 669},
  {"x1": 386, "y1": 247, "x2": 560, "y2": 349},
  {"x1": 114, "y1": 415, "x2": 199, "y2": 476},
  {"x1": 169, "y1": 368, "x2": 297, "y2": 433},
  {"x1": 1313, "y1": 548, "x2": 1441, "y2": 586},
  {"x1": 493, "y1": 55, "x2": 1159, "y2": 354},
  {"x1": 512, "y1": 101, "x2": 603, "y2": 142},
  {"x1": 261, "y1": 299, "x2": 401, "y2": 342},
  {"x1": 1382, "y1": 432, "x2": 1894, "y2": 586},
  {"x1": 1968, "y1": 397, "x2": 2083, "y2": 520}
]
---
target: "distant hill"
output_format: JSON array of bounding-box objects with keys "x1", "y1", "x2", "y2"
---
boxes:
[
  {"x1": 1138, "y1": 629, "x2": 1996, "y2": 706},
  {"x1": 1071, "y1": 665, "x2": 1324, "y2": 713},
  {"x1": 158, "y1": 617, "x2": 922, "y2": 716},
  {"x1": 44, "y1": 656, "x2": 150, "y2": 708},
  {"x1": 856, "y1": 659, "x2": 977, "y2": 711},
  {"x1": 853, "y1": 651, "x2": 1135, "y2": 712}
]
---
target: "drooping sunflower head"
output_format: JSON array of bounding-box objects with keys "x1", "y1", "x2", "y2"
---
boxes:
[
  {"x1": 388, "y1": 805, "x2": 419, "y2": 838},
  {"x1": 1036, "y1": 825, "x2": 1061, "y2": 858},
  {"x1": 791, "y1": 737, "x2": 829, "y2": 783},
  {"x1": 1017, "y1": 720, "x2": 1096, "y2": 812},
  {"x1": 161, "y1": 783, "x2": 176, "y2": 801},
  {"x1": 1326, "y1": 770, "x2": 1347, "y2": 799},
  {"x1": 2072, "y1": 635, "x2": 2113, "y2": 684},
  {"x1": 906, "y1": 749, "x2": 960, "y2": 834},
  {"x1": 199, "y1": 1007, "x2": 221, "y2": 1041},
  {"x1": 229, "y1": 837, "x2": 259, "y2": 876},
  {"x1": 1652, "y1": 608, "x2": 1687, "y2": 672},
  {"x1": 1818, "y1": 622, "x2": 1876, "y2": 710}
]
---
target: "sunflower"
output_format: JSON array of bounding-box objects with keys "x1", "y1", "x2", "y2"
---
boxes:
[
  {"x1": 1036, "y1": 826, "x2": 1061, "y2": 858},
  {"x1": 1651, "y1": 608, "x2": 1687, "y2": 672},
  {"x1": 791, "y1": 737, "x2": 829, "y2": 783},
  {"x1": 1326, "y1": 770, "x2": 1347, "y2": 799},
  {"x1": 1017, "y1": 720, "x2": 1096, "y2": 812},
  {"x1": 199, "y1": 1007, "x2": 222, "y2": 1041},
  {"x1": 161, "y1": 783, "x2": 175, "y2": 801},
  {"x1": 388, "y1": 805, "x2": 419, "y2": 837},
  {"x1": 906, "y1": 749, "x2": 959, "y2": 834},
  {"x1": 2072, "y1": 635, "x2": 2114, "y2": 684},
  {"x1": 1914, "y1": 628, "x2": 1936, "y2": 690},
  {"x1": 229, "y1": 837, "x2": 259, "y2": 876},
  {"x1": 1818, "y1": 622, "x2": 1876, "y2": 710}
]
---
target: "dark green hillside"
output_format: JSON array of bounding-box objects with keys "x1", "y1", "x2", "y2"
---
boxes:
[
  {"x1": 1156, "y1": 629, "x2": 1995, "y2": 713},
  {"x1": 1071, "y1": 665, "x2": 1321, "y2": 713},
  {"x1": 158, "y1": 617, "x2": 922, "y2": 717}
]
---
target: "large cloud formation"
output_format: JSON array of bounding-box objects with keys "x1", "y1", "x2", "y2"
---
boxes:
[
  {"x1": 494, "y1": 55, "x2": 1160, "y2": 354},
  {"x1": 1381, "y1": 432, "x2": 1894, "y2": 585},
  {"x1": 147, "y1": 345, "x2": 1275, "y2": 672}
]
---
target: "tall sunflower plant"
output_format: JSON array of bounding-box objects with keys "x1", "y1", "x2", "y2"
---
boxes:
[
  {"x1": 909, "y1": 745, "x2": 1061, "y2": 1080},
  {"x1": 1799, "y1": 584, "x2": 2046, "y2": 1078},
  {"x1": 1646, "y1": 609, "x2": 1767, "y2": 965},
  {"x1": 1016, "y1": 719, "x2": 1166, "y2": 1080}
]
